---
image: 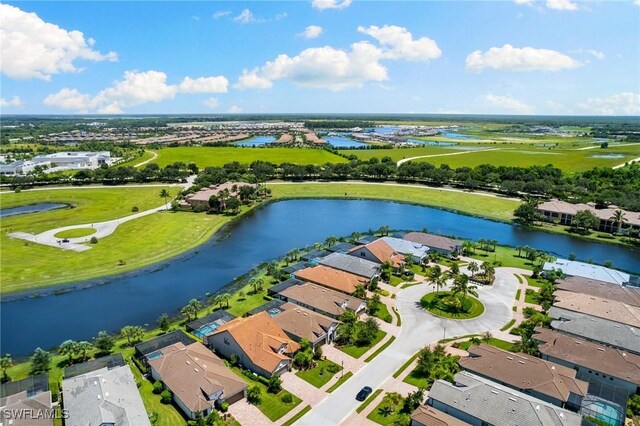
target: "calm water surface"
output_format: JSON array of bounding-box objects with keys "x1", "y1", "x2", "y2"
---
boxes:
[
  {"x1": 2, "y1": 199, "x2": 638, "y2": 355},
  {"x1": 0, "y1": 203, "x2": 67, "y2": 217}
]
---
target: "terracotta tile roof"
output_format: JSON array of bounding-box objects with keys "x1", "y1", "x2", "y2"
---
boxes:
[
  {"x1": 148, "y1": 342, "x2": 247, "y2": 412},
  {"x1": 534, "y1": 327, "x2": 640, "y2": 385},
  {"x1": 553, "y1": 290, "x2": 640, "y2": 327},
  {"x1": 185, "y1": 182, "x2": 252, "y2": 202},
  {"x1": 537, "y1": 199, "x2": 640, "y2": 227},
  {"x1": 273, "y1": 303, "x2": 338, "y2": 342},
  {"x1": 555, "y1": 276, "x2": 640, "y2": 307},
  {"x1": 349, "y1": 239, "x2": 406, "y2": 267},
  {"x1": 294, "y1": 265, "x2": 368, "y2": 294},
  {"x1": 411, "y1": 405, "x2": 469, "y2": 426},
  {"x1": 459, "y1": 344, "x2": 588, "y2": 404},
  {"x1": 213, "y1": 312, "x2": 300, "y2": 373},
  {"x1": 278, "y1": 282, "x2": 365, "y2": 317}
]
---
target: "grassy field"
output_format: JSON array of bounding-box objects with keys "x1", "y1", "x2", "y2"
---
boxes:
[
  {"x1": 116, "y1": 150, "x2": 156, "y2": 168},
  {"x1": 53, "y1": 228, "x2": 97, "y2": 238},
  {"x1": 151, "y1": 146, "x2": 347, "y2": 168},
  {"x1": 295, "y1": 359, "x2": 342, "y2": 388}
]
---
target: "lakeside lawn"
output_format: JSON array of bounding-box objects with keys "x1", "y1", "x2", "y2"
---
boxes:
[
  {"x1": 469, "y1": 245, "x2": 538, "y2": 269},
  {"x1": 339, "y1": 330, "x2": 387, "y2": 359},
  {"x1": 151, "y1": 146, "x2": 347, "y2": 168},
  {"x1": 295, "y1": 359, "x2": 342, "y2": 388},
  {"x1": 420, "y1": 292, "x2": 485, "y2": 319}
]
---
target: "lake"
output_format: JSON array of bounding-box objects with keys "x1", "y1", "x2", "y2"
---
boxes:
[
  {"x1": 323, "y1": 135, "x2": 367, "y2": 148},
  {"x1": 2, "y1": 199, "x2": 638, "y2": 355},
  {"x1": 235, "y1": 135, "x2": 277, "y2": 146},
  {"x1": 0, "y1": 202, "x2": 68, "y2": 217}
]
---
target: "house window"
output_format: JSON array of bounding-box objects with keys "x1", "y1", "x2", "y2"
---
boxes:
[
  {"x1": 360, "y1": 252, "x2": 365, "y2": 257},
  {"x1": 224, "y1": 337, "x2": 230, "y2": 346}
]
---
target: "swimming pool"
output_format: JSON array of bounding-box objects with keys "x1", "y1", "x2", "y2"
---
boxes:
[
  {"x1": 193, "y1": 323, "x2": 219, "y2": 338},
  {"x1": 582, "y1": 398, "x2": 623, "y2": 426}
]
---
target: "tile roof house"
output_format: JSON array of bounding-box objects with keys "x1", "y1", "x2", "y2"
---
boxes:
[
  {"x1": 148, "y1": 342, "x2": 247, "y2": 419},
  {"x1": 62, "y1": 365, "x2": 149, "y2": 426},
  {"x1": 549, "y1": 307, "x2": 640, "y2": 355},
  {"x1": 181, "y1": 182, "x2": 253, "y2": 209},
  {"x1": 427, "y1": 371, "x2": 583, "y2": 426},
  {"x1": 294, "y1": 265, "x2": 369, "y2": 295},
  {"x1": 276, "y1": 282, "x2": 366, "y2": 319},
  {"x1": 319, "y1": 252, "x2": 381, "y2": 279},
  {"x1": 380, "y1": 236, "x2": 430, "y2": 262},
  {"x1": 534, "y1": 327, "x2": 640, "y2": 394},
  {"x1": 459, "y1": 344, "x2": 588, "y2": 409},
  {"x1": 555, "y1": 276, "x2": 640, "y2": 307},
  {"x1": 552, "y1": 290, "x2": 640, "y2": 328},
  {"x1": 270, "y1": 302, "x2": 340, "y2": 348},
  {"x1": 207, "y1": 311, "x2": 300, "y2": 378},
  {"x1": 536, "y1": 199, "x2": 640, "y2": 234},
  {"x1": 348, "y1": 239, "x2": 406, "y2": 268},
  {"x1": 543, "y1": 259, "x2": 631, "y2": 286},
  {"x1": 403, "y1": 232, "x2": 462, "y2": 257},
  {"x1": 0, "y1": 374, "x2": 53, "y2": 426},
  {"x1": 410, "y1": 405, "x2": 470, "y2": 426}
]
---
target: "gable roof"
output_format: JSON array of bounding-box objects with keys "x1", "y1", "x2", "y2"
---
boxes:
[
  {"x1": 278, "y1": 282, "x2": 365, "y2": 317},
  {"x1": 555, "y1": 276, "x2": 640, "y2": 307},
  {"x1": 403, "y1": 232, "x2": 462, "y2": 252},
  {"x1": 148, "y1": 342, "x2": 247, "y2": 412},
  {"x1": 294, "y1": 265, "x2": 368, "y2": 294},
  {"x1": 459, "y1": 344, "x2": 588, "y2": 404},
  {"x1": 549, "y1": 307, "x2": 640, "y2": 354},
  {"x1": 349, "y1": 239, "x2": 405, "y2": 267},
  {"x1": 212, "y1": 312, "x2": 300, "y2": 373},
  {"x1": 428, "y1": 372, "x2": 583, "y2": 426},
  {"x1": 543, "y1": 259, "x2": 630, "y2": 285},
  {"x1": 272, "y1": 303, "x2": 339, "y2": 342},
  {"x1": 319, "y1": 252, "x2": 380, "y2": 279},
  {"x1": 62, "y1": 365, "x2": 149, "y2": 426},
  {"x1": 0, "y1": 390, "x2": 53, "y2": 426},
  {"x1": 411, "y1": 405, "x2": 469, "y2": 426},
  {"x1": 381, "y1": 236, "x2": 429, "y2": 259},
  {"x1": 534, "y1": 327, "x2": 640, "y2": 385},
  {"x1": 552, "y1": 290, "x2": 640, "y2": 327}
]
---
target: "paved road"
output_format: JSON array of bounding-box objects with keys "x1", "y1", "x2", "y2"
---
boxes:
[
  {"x1": 396, "y1": 148, "x2": 501, "y2": 166},
  {"x1": 296, "y1": 269, "x2": 517, "y2": 426}
]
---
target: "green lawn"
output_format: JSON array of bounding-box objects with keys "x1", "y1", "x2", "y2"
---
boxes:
[
  {"x1": 393, "y1": 352, "x2": 420, "y2": 379},
  {"x1": 500, "y1": 319, "x2": 516, "y2": 331},
  {"x1": 515, "y1": 289, "x2": 522, "y2": 300},
  {"x1": 357, "y1": 389, "x2": 383, "y2": 413},
  {"x1": 151, "y1": 146, "x2": 347, "y2": 168},
  {"x1": 469, "y1": 245, "x2": 537, "y2": 270},
  {"x1": 458, "y1": 338, "x2": 517, "y2": 352},
  {"x1": 53, "y1": 228, "x2": 97, "y2": 239},
  {"x1": 526, "y1": 275, "x2": 547, "y2": 288},
  {"x1": 403, "y1": 369, "x2": 429, "y2": 389},
  {"x1": 365, "y1": 336, "x2": 396, "y2": 362},
  {"x1": 366, "y1": 394, "x2": 407, "y2": 425},
  {"x1": 373, "y1": 303, "x2": 393, "y2": 323},
  {"x1": 339, "y1": 330, "x2": 387, "y2": 359},
  {"x1": 281, "y1": 405, "x2": 311, "y2": 426},
  {"x1": 420, "y1": 292, "x2": 485, "y2": 319},
  {"x1": 130, "y1": 361, "x2": 187, "y2": 426},
  {"x1": 327, "y1": 371, "x2": 353, "y2": 392},
  {"x1": 295, "y1": 359, "x2": 342, "y2": 388},
  {"x1": 387, "y1": 275, "x2": 404, "y2": 287},
  {"x1": 525, "y1": 289, "x2": 541, "y2": 305},
  {"x1": 116, "y1": 150, "x2": 156, "y2": 168}
]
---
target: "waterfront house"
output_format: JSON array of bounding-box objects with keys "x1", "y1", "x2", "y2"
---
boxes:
[
  {"x1": 402, "y1": 232, "x2": 462, "y2": 257},
  {"x1": 275, "y1": 281, "x2": 366, "y2": 319},
  {"x1": 294, "y1": 265, "x2": 369, "y2": 295},
  {"x1": 319, "y1": 252, "x2": 381, "y2": 280},
  {"x1": 0, "y1": 374, "x2": 53, "y2": 426},
  {"x1": 552, "y1": 290, "x2": 640, "y2": 328},
  {"x1": 543, "y1": 259, "x2": 631, "y2": 286},
  {"x1": 348, "y1": 239, "x2": 406, "y2": 269},
  {"x1": 536, "y1": 199, "x2": 640, "y2": 234},
  {"x1": 380, "y1": 236, "x2": 429, "y2": 263},
  {"x1": 555, "y1": 276, "x2": 640, "y2": 306}
]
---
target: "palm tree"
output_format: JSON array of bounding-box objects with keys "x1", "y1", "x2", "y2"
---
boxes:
[
  {"x1": 610, "y1": 209, "x2": 627, "y2": 234},
  {"x1": 0, "y1": 354, "x2": 13, "y2": 383},
  {"x1": 59, "y1": 340, "x2": 78, "y2": 364},
  {"x1": 324, "y1": 235, "x2": 338, "y2": 248},
  {"x1": 462, "y1": 240, "x2": 476, "y2": 255},
  {"x1": 515, "y1": 245, "x2": 524, "y2": 258},
  {"x1": 481, "y1": 262, "x2": 495, "y2": 283},
  {"x1": 221, "y1": 293, "x2": 231, "y2": 308},
  {"x1": 467, "y1": 261, "x2": 479, "y2": 278},
  {"x1": 159, "y1": 189, "x2": 171, "y2": 209},
  {"x1": 210, "y1": 294, "x2": 223, "y2": 309},
  {"x1": 77, "y1": 341, "x2": 93, "y2": 361},
  {"x1": 451, "y1": 274, "x2": 478, "y2": 300},
  {"x1": 378, "y1": 225, "x2": 390, "y2": 236},
  {"x1": 428, "y1": 265, "x2": 442, "y2": 293},
  {"x1": 349, "y1": 231, "x2": 362, "y2": 244}
]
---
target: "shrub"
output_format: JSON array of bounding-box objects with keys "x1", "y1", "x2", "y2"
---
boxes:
[
  {"x1": 326, "y1": 363, "x2": 341, "y2": 374},
  {"x1": 153, "y1": 381, "x2": 163, "y2": 394},
  {"x1": 281, "y1": 392, "x2": 293, "y2": 403},
  {"x1": 160, "y1": 390, "x2": 172, "y2": 404},
  {"x1": 313, "y1": 344, "x2": 323, "y2": 360},
  {"x1": 132, "y1": 206, "x2": 139, "y2": 212},
  {"x1": 219, "y1": 401, "x2": 229, "y2": 412},
  {"x1": 90, "y1": 236, "x2": 98, "y2": 244},
  {"x1": 247, "y1": 385, "x2": 261, "y2": 404},
  {"x1": 193, "y1": 204, "x2": 208, "y2": 213},
  {"x1": 267, "y1": 375, "x2": 282, "y2": 393}
]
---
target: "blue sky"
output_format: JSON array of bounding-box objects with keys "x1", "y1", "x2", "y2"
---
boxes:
[{"x1": 1, "y1": 0, "x2": 639, "y2": 115}]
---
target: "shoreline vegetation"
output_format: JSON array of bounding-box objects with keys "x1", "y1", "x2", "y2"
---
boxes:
[{"x1": 1, "y1": 181, "x2": 637, "y2": 296}]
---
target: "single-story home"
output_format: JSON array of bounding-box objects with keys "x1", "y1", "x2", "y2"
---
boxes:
[
  {"x1": 270, "y1": 302, "x2": 340, "y2": 348},
  {"x1": 536, "y1": 199, "x2": 640, "y2": 234},
  {"x1": 543, "y1": 259, "x2": 631, "y2": 286},
  {"x1": 0, "y1": 374, "x2": 53, "y2": 426},
  {"x1": 552, "y1": 290, "x2": 640, "y2": 328},
  {"x1": 410, "y1": 405, "x2": 469, "y2": 426},
  {"x1": 148, "y1": 342, "x2": 247, "y2": 419},
  {"x1": 275, "y1": 281, "x2": 366, "y2": 319},
  {"x1": 207, "y1": 311, "x2": 300, "y2": 378},
  {"x1": 555, "y1": 275, "x2": 640, "y2": 307},
  {"x1": 294, "y1": 265, "x2": 369, "y2": 295},
  {"x1": 380, "y1": 236, "x2": 429, "y2": 263},
  {"x1": 181, "y1": 182, "x2": 254, "y2": 210},
  {"x1": 319, "y1": 252, "x2": 381, "y2": 280},
  {"x1": 135, "y1": 329, "x2": 196, "y2": 364},
  {"x1": 348, "y1": 239, "x2": 406, "y2": 269},
  {"x1": 403, "y1": 232, "x2": 463, "y2": 257}
]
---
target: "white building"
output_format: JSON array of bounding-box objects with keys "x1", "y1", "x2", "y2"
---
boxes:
[
  {"x1": 0, "y1": 151, "x2": 113, "y2": 175},
  {"x1": 543, "y1": 259, "x2": 631, "y2": 285}
]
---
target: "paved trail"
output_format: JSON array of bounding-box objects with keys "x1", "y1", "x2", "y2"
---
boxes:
[
  {"x1": 133, "y1": 150, "x2": 158, "y2": 168},
  {"x1": 396, "y1": 148, "x2": 501, "y2": 166}
]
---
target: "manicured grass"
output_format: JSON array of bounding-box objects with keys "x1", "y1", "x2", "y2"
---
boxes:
[
  {"x1": 366, "y1": 394, "x2": 406, "y2": 425},
  {"x1": 374, "y1": 303, "x2": 393, "y2": 323},
  {"x1": 327, "y1": 371, "x2": 353, "y2": 392},
  {"x1": 500, "y1": 319, "x2": 516, "y2": 331},
  {"x1": 525, "y1": 289, "x2": 541, "y2": 305},
  {"x1": 295, "y1": 359, "x2": 342, "y2": 388},
  {"x1": 365, "y1": 336, "x2": 396, "y2": 362},
  {"x1": 401, "y1": 282, "x2": 422, "y2": 289},
  {"x1": 53, "y1": 228, "x2": 97, "y2": 239},
  {"x1": 392, "y1": 307, "x2": 401, "y2": 326},
  {"x1": 458, "y1": 338, "x2": 517, "y2": 352},
  {"x1": 282, "y1": 405, "x2": 312, "y2": 426},
  {"x1": 403, "y1": 369, "x2": 429, "y2": 390},
  {"x1": 268, "y1": 183, "x2": 520, "y2": 222},
  {"x1": 469, "y1": 245, "x2": 537, "y2": 270},
  {"x1": 339, "y1": 330, "x2": 387, "y2": 359},
  {"x1": 152, "y1": 146, "x2": 347, "y2": 168},
  {"x1": 515, "y1": 274, "x2": 523, "y2": 284},
  {"x1": 130, "y1": 361, "x2": 187, "y2": 426},
  {"x1": 420, "y1": 292, "x2": 485, "y2": 319},
  {"x1": 393, "y1": 352, "x2": 419, "y2": 379},
  {"x1": 356, "y1": 388, "x2": 382, "y2": 413},
  {"x1": 526, "y1": 275, "x2": 547, "y2": 288},
  {"x1": 515, "y1": 289, "x2": 522, "y2": 301},
  {"x1": 116, "y1": 150, "x2": 156, "y2": 168}
]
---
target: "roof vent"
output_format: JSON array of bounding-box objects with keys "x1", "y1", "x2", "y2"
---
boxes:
[
  {"x1": 597, "y1": 347, "x2": 605, "y2": 352},
  {"x1": 535, "y1": 405, "x2": 540, "y2": 411},
  {"x1": 518, "y1": 360, "x2": 525, "y2": 365},
  {"x1": 186, "y1": 360, "x2": 191, "y2": 365},
  {"x1": 105, "y1": 392, "x2": 109, "y2": 397},
  {"x1": 97, "y1": 395, "x2": 101, "y2": 400},
  {"x1": 491, "y1": 390, "x2": 499, "y2": 395},
  {"x1": 194, "y1": 368, "x2": 199, "y2": 372},
  {"x1": 508, "y1": 397, "x2": 517, "y2": 402},
  {"x1": 507, "y1": 356, "x2": 513, "y2": 360}
]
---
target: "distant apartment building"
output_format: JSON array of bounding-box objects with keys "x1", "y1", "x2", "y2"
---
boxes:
[
  {"x1": 0, "y1": 151, "x2": 113, "y2": 175},
  {"x1": 536, "y1": 199, "x2": 640, "y2": 234}
]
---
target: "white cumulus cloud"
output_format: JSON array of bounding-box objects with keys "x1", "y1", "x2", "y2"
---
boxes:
[
  {"x1": 311, "y1": 0, "x2": 352, "y2": 10},
  {"x1": 44, "y1": 70, "x2": 228, "y2": 113},
  {"x1": 213, "y1": 10, "x2": 231, "y2": 19},
  {"x1": 203, "y1": 97, "x2": 219, "y2": 109},
  {"x1": 300, "y1": 25, "x2": 323, "y2": 39},
  {"x1": 235, "y1": 68, "x2": 274, "y2": 89},
  {"x1": 0, "y1": 96, "x2": 24, "y2": 108},
  {"x1": 546, "y1": 0, "x2": 578, "y2": 10},
  {"x1": 514, "y1": 0, "x2": 534, "y2": 5},
  {"x1": 466, "y1": 44, "x2": 581, "y2": 72},
  {"x1": 485, "y1": 93, "x2": 535, "y2": 114},
  {"x1": 234, "y1": 9, "x2": 262, "y2": 24},
  {"x1": 579, "y1": 92, "x2": 640, "y2": 115},
  {"x1": 228, "y1": 105, "x2": 243, "y2": 113},
  {"x1": 357, "y1": 25, "x2": 441, "y2": 61},
  {"x1": 0, "y1": 3, "x2": 117, "y2": 81}
]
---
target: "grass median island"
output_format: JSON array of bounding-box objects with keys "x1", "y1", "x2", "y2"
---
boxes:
[
  {"x1": 281, "y1": 405, "x2": 311, "y2": 426},
  {"x1": 420, "y1": 292, "x2": 485, "y2": 319},
  {"x1": 53, "y1": 228, "x2": 97, "y2": 239},
  {"x1": 327, "y1": 371, "x2": 353, "y2": 393},
  {"x1": 365, "y1": 336, "x2": 396, "y2": 362},
  {"x1": 295, "y1": 359, "x2": 342, "y2": 388}
]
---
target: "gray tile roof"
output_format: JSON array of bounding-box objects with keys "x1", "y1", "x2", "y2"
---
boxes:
[
  {"x1": 326, "y1": 242, "x2": 357, "y2": 253},
  {"x1": 428, "y1": 372, "x2": 583, "y2": 426},
  {"x1": 549, "y1": 307, "x2": 640, "y2": 355},
  {"x1": 62, "y1": 365, "x2": 150, "y2": 426},
  {"x1": 319, "y1": 252, "x2": 380, "y2": 279},
  {"x1": 381, "y1": 236, "x2": 429, "y2": 259}
]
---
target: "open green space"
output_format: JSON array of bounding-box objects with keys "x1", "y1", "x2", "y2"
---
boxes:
[
  {"x1": 53, "y1": 228, "x2": 97, "y2": 239},
  {"x1": 339, "y1": 330, "x2": 387, "y2": 359},
  {"x1": 151, "y1": 146, "x2": 347, "y2": 168},
  {"x1": 326, "y1": 371, "x2": 353, "y2": 393},
  {"x1": 116, "y1": 150, "x2": 156, "y2": 168},
  {"x1": 469, "y1": 245, "x2": 538, "y2": 269},
  {"x1": 526, "y1": 275, "x2": 547, "y2": 288},
  {"x1": 420, "y1": 292, "x2": 485, "y2": 319},
  {"x1": 295, "y1": 359, "x2": 342, "y2": 388}
]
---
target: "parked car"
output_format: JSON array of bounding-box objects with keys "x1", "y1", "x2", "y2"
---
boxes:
[
  {"x1": 62, "y1": 239, "x2": 70, "y2": 243},
  {"x1": 356, "y1": 386, "x2": 373, "y2": 401}
]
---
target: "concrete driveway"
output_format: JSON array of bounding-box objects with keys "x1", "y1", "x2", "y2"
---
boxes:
[{"x1": 296, "y1": 268, "x2": 517, "y2": 425}]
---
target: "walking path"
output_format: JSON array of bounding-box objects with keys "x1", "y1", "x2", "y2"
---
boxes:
[
  {"x1": 396, "y1": 148, "x2": 501, "y2": 166},
  {"x1": 133, "y1": 150, "x2": 158, "y2": 168},
  {"x1": 8, "y1": 175, "x2": 196, "y2": 252},
  {"x1": 613, "y1": 156, "x2": 640, "y2": 169}
]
